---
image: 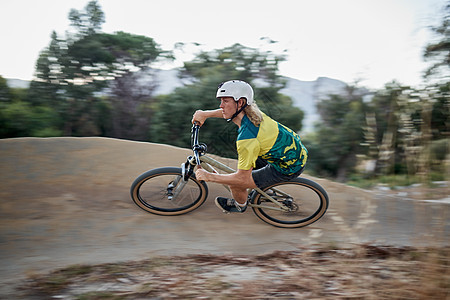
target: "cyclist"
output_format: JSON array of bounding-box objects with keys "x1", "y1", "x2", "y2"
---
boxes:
[{"x1": 192, "y1": 80, "x2": 307, "y2": 213}]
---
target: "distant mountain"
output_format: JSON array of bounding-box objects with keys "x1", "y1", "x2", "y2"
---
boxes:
[
  {"x1": 6, "y1": 78, "x2": 30, "y2": 89},
  {"x1": 7, "y1": 69, "x2": 351, "y2": 132},
  {"x1": 281, "y1": 76, "x2": 348, "y2": 132}
]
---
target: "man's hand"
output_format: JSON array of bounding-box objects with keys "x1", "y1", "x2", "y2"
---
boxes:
[
  {"x1": 192, "y1": 110, "x2": 207, "y2": 126},
  {"x1": 192, "y1": 109, "x2": 224, "y2": 125},
  {"x1": 195, "y1": 167, "x2": 210, "y2": 181}
]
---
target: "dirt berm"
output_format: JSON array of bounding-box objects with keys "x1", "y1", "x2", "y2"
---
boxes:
[{"x1": 0, "y1": 137, "x2": 448, "y2": 294}]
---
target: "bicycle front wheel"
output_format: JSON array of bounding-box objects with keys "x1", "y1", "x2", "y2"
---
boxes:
[
  {"x1": 251, "y1": 177, "x2": 329, "y2": 228},
  {"x1": 130, "y1": 167, "x2": 208, "y2": 216}
]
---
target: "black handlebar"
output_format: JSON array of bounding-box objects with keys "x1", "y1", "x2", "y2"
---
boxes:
[
  {"x1": 191, "y1": 124, "x2": 206, "y2": 165},
  {"x1": 191, "y1": 124, "x2": 200, "y2": 146}
]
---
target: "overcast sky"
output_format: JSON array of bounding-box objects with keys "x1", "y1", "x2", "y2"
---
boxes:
[{"x1": 0, "y1": 0, "x2": 446, "y2": 89}]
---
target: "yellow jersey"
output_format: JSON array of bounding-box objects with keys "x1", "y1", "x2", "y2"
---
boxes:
[{"x1": 236, "y1": 113, "x2": 307, "y2": 175}]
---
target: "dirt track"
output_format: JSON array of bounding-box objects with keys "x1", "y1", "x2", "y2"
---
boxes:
[{"x1": 0, "y1": 137, "x2": 448, "y2": 295}]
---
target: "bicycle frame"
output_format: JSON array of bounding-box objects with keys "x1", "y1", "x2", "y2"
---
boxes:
[{"x1": 186, "y1": 124, "x2": 290, "y2": 212}]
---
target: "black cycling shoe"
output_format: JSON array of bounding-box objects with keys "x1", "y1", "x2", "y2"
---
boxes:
[{"x1": 215, "y1": 197, "x2": 247, "y2": 213}]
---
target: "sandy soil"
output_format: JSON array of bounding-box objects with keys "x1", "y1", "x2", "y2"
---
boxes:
[{"x1": 0, "y1": 137, "x2": 448, "y2": 297}]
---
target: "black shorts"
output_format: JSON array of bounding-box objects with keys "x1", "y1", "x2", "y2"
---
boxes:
[{"x1": 251, "y1": 158, "x2": 304, "y2": 189}]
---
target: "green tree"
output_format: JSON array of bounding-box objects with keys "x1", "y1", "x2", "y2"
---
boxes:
[
  {"x1": 409, "y1": 83, "x2": 449, "y2": 181},
  {"x1": 68, "y1": 0, "x2": 105, "y2": 37},
  {"x1": 150, "y1": 78, "x2": 221, "y2": 150},
  {"x1": 366, "y1": 81, "x2": 414, "y2": 175},
  {"x1": 306, "y1": 86, "x2": 368, "y2": 181},
  {"x1": 0, "y1": 76, "x2": 13, "y2": 103},
  {"x1": 28, "y1": 0, "x2": 170, "y2": 137},
  {"x1": 423, "y1": 1, "x2": 449, "y2": 81},
  {"x1": 0, "y1": 76, "x2": 61, "y2": 138},
  {"x1": 181, "y1": 43, "x2": 285, "y2": 86},
  {"x1": 0, "y1": 76, "x2": 14, "y2": 136},
  {"x1": 421, "y1": 1, "x2": 450, "y2": 182},
  {"x1": 361, "y1": 81, "x2": 448, "y2": 179},
  {"x1": 429, "y1": 82, "x2": 450, "y2": 140}
]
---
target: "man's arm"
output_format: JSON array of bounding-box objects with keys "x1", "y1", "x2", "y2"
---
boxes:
[
  {"x1": 195, "y1": 168, "x2": 257, "y2": 189},
  {"x1": 192, "y1": 109, "x2": 223, "y2": 125}
]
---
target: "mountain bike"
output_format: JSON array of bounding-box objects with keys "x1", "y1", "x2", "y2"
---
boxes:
[{"x1": 130, "y1": 124, "x2": 329, "y2": 228}]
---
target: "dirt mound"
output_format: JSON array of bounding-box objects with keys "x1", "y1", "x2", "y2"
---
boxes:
[
  {"x1": 0, "y1": 137, "x2": 448, "y2": 296},
  {"x1": 22, "y1": 245, "x2": 449, "y2": 299}
]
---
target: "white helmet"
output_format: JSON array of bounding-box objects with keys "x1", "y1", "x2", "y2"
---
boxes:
[{"x1": 216, "y1": 80, "x2": 254, "y2": 105}]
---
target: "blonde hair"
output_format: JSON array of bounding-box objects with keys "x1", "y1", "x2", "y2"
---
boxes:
[{"x1": 244, "y1": 101, "x2": 263, "y2": 126}]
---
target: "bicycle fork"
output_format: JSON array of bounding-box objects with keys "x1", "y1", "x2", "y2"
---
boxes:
[
  {"x1": 167, "y1": 175, "x2": 187, "y2": 201},
  {"x1": 166, "y1": 158, "x2": 194, "y2": 201}
]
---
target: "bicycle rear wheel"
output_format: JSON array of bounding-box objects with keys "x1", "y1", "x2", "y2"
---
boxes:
[
  {"x1": 251, "y1": 177, "x2": 328, "y2": 228},
  {"x1": 130, "y1": 167, "x2": 208, "y2": 216}
]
